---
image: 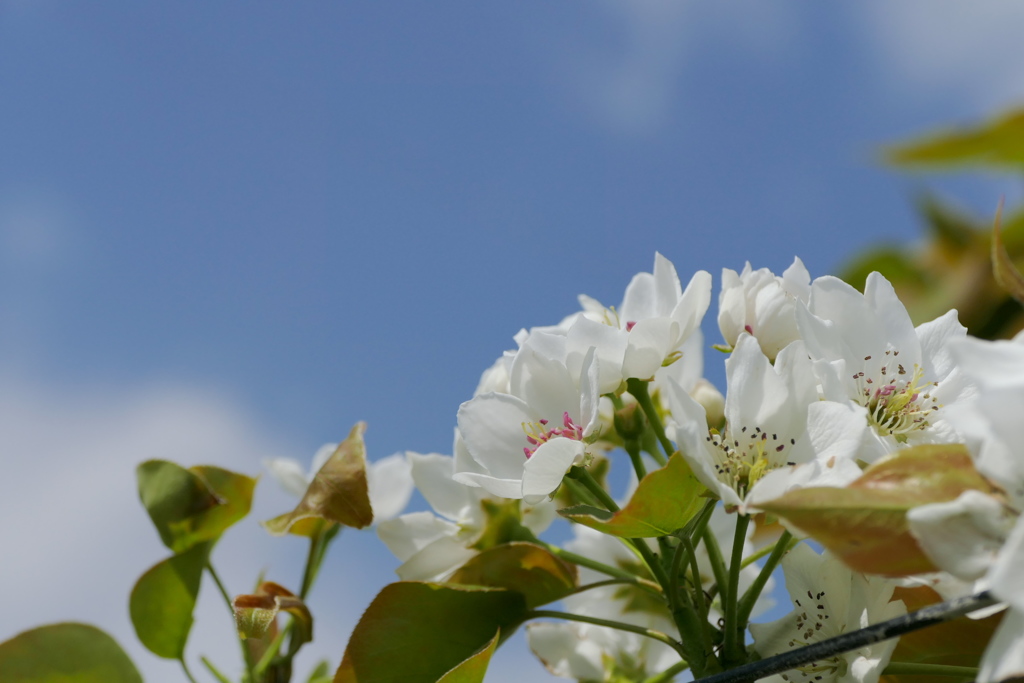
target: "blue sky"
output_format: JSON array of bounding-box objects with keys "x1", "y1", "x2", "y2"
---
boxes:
[{"x1": 2, "y1": 2, "x2": 1024, "y2": 682}]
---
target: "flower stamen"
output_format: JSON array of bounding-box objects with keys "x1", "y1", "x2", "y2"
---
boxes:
[{"x1": 522, "y1": 412, "x2": 584, "y2": 458}]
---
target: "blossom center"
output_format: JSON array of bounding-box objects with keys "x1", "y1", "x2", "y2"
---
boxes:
[
  {"x1": 853, "y1": 352, "x2": 939, "y2": 442},
  {"x1": 522, "y1": 412, "x2": 584, "y2": 459},
  {"x1": 780, "y1": 589, "x2": 840, "y2": 683},
  {"x1": 706, "y1": 425, "x2": 797, "y2": 496}
]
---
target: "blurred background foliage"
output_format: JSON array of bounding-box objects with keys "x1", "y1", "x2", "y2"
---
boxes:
[{"x1": 841, "y1": 107, "x2": 1024, "y2": 340}]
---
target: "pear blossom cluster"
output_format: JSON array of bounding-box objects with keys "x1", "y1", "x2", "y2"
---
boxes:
[{"x1": 266, "y1": 253, "x2": 1023, "y2": 683}]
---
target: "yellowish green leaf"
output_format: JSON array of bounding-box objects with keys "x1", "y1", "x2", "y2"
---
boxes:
[
  {"x1": 129, "y1": 542, "x2": 209, "y2": 659},
  {"x1": 992, "y1": 201, "x2": 1024, "y2": 305},
  {"x1": 435, "y1": 631, "x2": 499, "y2": 683},
  {"x1": 558, "y1": 454, "x2": 706, "y2": 537},
  {"x1": 884, "y1": 108, "x2": 1024, "y2": 170},
  {"x1": 333, "y1": 583, "x2": 525, "y2": 683},
  {"x1": 757, "y1": 444, "x2": 999, "y2": 576},
  {"x1": 448, "y1": 542, "x2": 577, "y2": 609},
  {"x1": 265, "y1": 423, "x2": 373, "y2": 535},
  {"x1": 136, "y1": 460, "x2": 255, "y2": 553},
  {"x1": 0, "y1": 623, "x2": 142, "y2": 683}
]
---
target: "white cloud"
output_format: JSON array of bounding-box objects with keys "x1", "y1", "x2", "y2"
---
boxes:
[
  {"x1": 0, "y1": 379, "x2": 563, "y2": 681},
  {"x1": 855, "y1": 1, "x2": 1024, "y2": 110},
  {"x1": 546, "y1": 1, "x2": 797, "y2": 137},
  {"x1": 0, "y1": 379, "x2": 301, "y2": 681}
]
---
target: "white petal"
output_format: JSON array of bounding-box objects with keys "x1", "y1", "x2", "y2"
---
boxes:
[
  {"x1": 310, "y1": 443, "x2": 337, "y2": 476},
  {"x1": 578, "y1": 346, "x2": 601, "y2": 436},
  {"x1": 522, "y1": 499, "x2": 557, "y2": 534},
  {"x1": 567, "y1": 316, "x2": 628, "y2": 394},
  {"x1": 907, "y1": 491, "x2": 1013, "y2": 582},
  {"x1": 805, "y1": 401, "x2": 869, "y2": 465},
  {"x1": 376, "y1": 511, "x2": 459, "y2": 562},
  {"x1": 669, "y1": 269, "x2": 712, "y2": 344},
  {"x1": 510, "y1": 337, "x2": 583, "y2": 423},
  {"x1": 526, "y1": 623, "x2": 605, "y2": 680},
  {"x1": 457, "y1": 393, "x2": 535, "y2": 480},
  {"x1": 521, "y1": 438, "x2": 584, "y2": 504},
  {"x1": 395, "y1": 535, "x2": 478, "y2": 582},
  {"x1": 366, "y1": 453, "x2": 414, "y2": 522},
  {"x1": 452, "y1": 471, "x2": 524, "y2": 499},
  {"x1": 977, "y1": 608, "x2": 1024, "y2": 683},
  {"x1": 989, "y1": 514, "x2": 1024, "y2": 612},
  {"x1": 781, "y1": 256, "x2": 811, "y2": 302},
  {"x1": 408, "y1": 452, "x2": 474, "y2": 522},
  {"x1": 916, "y1": 309, "x2": 967, "y2": 382},
  {"x1": 952, "y1": 335, "x2": 1024, "y2": 390},
  {"x1": 264, "y1": 457, "x2": 313, "y2": 498},
  {"x1": 624, "y1": 317, "x2": 673, "y2": 380},
  {"x1": 452, "y1": 428, "x2": 486, "y2": 476},
  {"x1": 864, "y1": 272, "x2": 920, "y2": 364},
  {"x1": 653, "y1": 252, "x2": 684, "y2": 316},
  {"x1": 620, "y1": 271, "x2": 658, "y2": 322}
]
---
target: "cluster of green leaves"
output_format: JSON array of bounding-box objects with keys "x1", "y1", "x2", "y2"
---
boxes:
[
  {"x1": 0, "y1": 423, "x2": 383, "y2": 683},
  {"x1": 842, "y1": 106, "x2": 1024, "y2": 339}
]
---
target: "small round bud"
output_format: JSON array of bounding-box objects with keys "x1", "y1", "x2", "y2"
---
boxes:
[
  {"x1": 690, "y1": 378, "x2": 725, "y2": 430},
  {"x1": 613, "y1": 402, "x2": 647, "y2": 441}
]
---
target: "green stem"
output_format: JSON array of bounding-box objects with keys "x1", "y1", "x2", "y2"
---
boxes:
[
  {"x1": 643, "y1": 659, "x2": 691, "y2": 683},
  {"x1": 881, "y1": 663, "x2": 979, "y2": 677},
  {"x1": 563, "y1": 476, "x2": 601, "y2": 507},
  {"x1": 299, "y1": 520, "x2": 326, "y2": 600},
  {"x1": 607, "y1": 392, "x2": 626, "y2": 411},
  {"x1": 528, "y1": 610, "x2": 687, "y2": 660},
  {"x1": 253, "y1": 626, "x2": 290, "y2": 677},
  {"x1": 626, "y1": 378, "x2": 672, "y2": 466},
  {"x1": 740, "y1": 532, "x2": 799, "y2": 569},
  {"x1": 200, "y1": 656, "x2": 233, "y2": 683},
  {"x1": 680, "y1": 534, "x2": 708, "y2": 624},
  {"x1": 668, "y1": 540, "x2": 688, "y2": 612},
  {"x1": 624, "y1": 438, "x2": 648, "y2": 480},
  {"x1": 721, "y1": 514, "x2": 750, "y2": 667},
  {"x1": 569, "y1": 466, "x2": 620, "y2": 511},
  {"x1": 737, "y1": 530, "x2": 792, "y2": 628},
  {"x1": 642, "y1": 536, "x2": 709, "y2": 677},
  {"x1": 684, "y1": 498, "x2": 718, "y2": 545},
  {"x1": 179, "y1": 658, "x2": 200, "y2": 683},
  {"x1": 563, "y1": 578, "x2": 640, "y2": 598},
  {"x1": 701, "y1": 526, "x2": 729, "y2": 602},
  {"x1": 538, "y1": 541, "x2": 663, "y2": 592},
  {"x1": 206, "y1": 561, "x2": 257, "y2": 683}
]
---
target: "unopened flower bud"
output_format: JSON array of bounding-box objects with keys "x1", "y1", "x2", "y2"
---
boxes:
[
  {"x1": 690, "y1": 378, "x2": 725, "y2": 430},
  {"x1": 613, "y1": 402, "x2": 646, "y2": 441}
]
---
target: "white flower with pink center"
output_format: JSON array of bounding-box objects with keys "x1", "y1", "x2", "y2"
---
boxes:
[
  {"x1": 564, "y1": 252, "x2": 711, "y2": 392},
  {"x1": 454, "y1": 334, "x2": 601, "y2": 504},
  {"x1": 796, "y1": 272, "x2": 975, "y2": 463}
]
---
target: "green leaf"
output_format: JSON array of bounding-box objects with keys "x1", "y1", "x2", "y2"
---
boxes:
[
  {"x1": 334, "y1": 583, "x2": 525, "y2": 683},
  {"x1": 992, "y1": 202, "x2": 1024, "y2": 305},
  {"x1": 136, "y1": 460, "x2": 255, "y2": 553},
  {"x1": 0, "y1": 623, "x2": 143, "y2": 683},
  {"x1": 883, "y1": 107, "x2": 1024, "y2": 170},
  {"x1": 129, "y1": 542, "x2": 209, "y2": 659},
  {"x1": 448, "y1": 542, "x2": 577, "y2": 609},
  {"x1": 558, "y1": 454, "x2": 706, "y2": 537},
  {"x1": 435, "y1": 631, "x2": 499, "y2": 683},
  {"x1": 265, "y1": 422, "x2": 374, "y2": 535},
  {"x1": 234, "y1": 582, "x2": 313, "y2": 650},
  {"x1": 306, "y1": 661, "x2": 332, "y2": 683},
  {"x1": 757, "y1": 444, "x2": 999, "y2": 576}
]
